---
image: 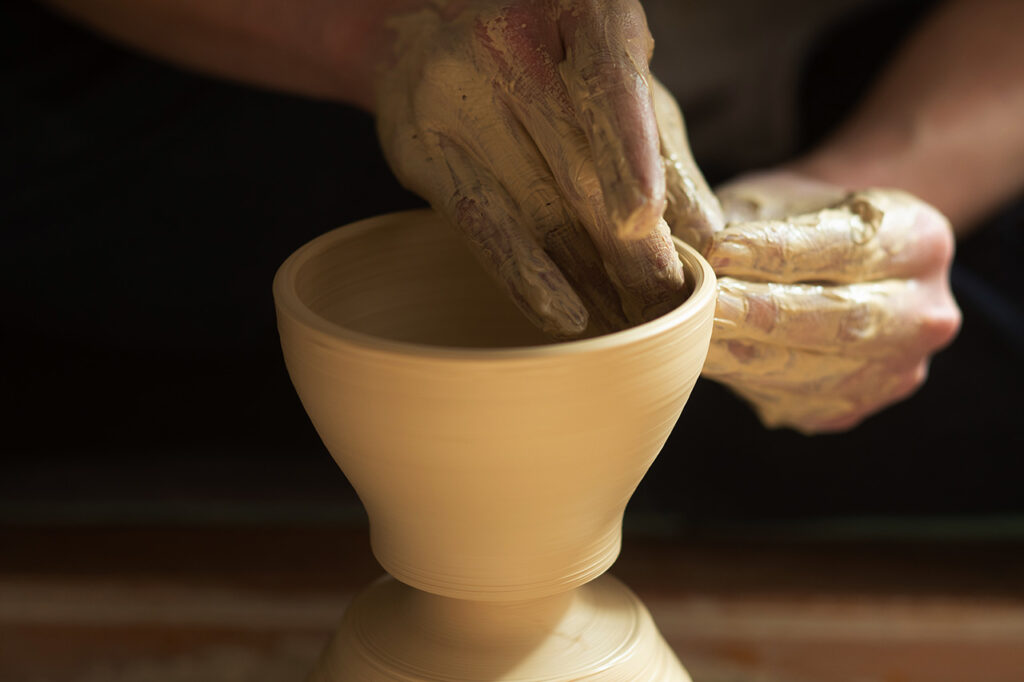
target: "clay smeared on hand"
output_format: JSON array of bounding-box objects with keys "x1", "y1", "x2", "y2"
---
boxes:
[
  {"x1": 375, "y1": 0, "x2": 720, "y2": 339},
  {"x1": 703, "y1": 172, "x2": 960, "y2": 434}
]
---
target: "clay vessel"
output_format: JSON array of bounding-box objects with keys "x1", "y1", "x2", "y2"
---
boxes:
[{"x1": 273, "y1": 210, "x2": 716, "y2": 679}]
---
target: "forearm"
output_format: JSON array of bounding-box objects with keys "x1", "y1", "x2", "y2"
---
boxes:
[
  {"x1": 40, "y1": 0, "x2": 423, "y2": 110},
  {"x1": 792, "y1": 0, "x2": 1024, "y2": 236}
]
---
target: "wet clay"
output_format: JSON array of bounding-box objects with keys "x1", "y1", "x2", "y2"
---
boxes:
[
  {"x1": 705, "y1": 180, "x2": 958, "y2": 432},
  {"x1": 375, "y1": 1, "x2": 695, "y2": 338},
  {"x1": 651, "y1": 76, "x2": 723, "y2": 252},
  {"x1": 273, "y1": 210, "x2": 716, "y2": 679}
]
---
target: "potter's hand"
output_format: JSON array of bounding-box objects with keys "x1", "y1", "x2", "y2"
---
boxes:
[
  {"x1": 701, "y1": 171, "x2": 960, "y2": 434},
  {"x1": 376, "y1": 0, "x2": 720, "y2": 338}
]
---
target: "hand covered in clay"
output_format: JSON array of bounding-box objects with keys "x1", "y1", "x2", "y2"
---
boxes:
[
  {"x1": 375, "y1": 0, "x2": 721, "y2": 338},
  {"x1": 701, "y1": 171, "x2": 960, "y2": 433}
]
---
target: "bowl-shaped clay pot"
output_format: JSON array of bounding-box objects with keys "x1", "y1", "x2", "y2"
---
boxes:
[{"x1": 273, "y1": 210, "x2": 715, "y2": 601}]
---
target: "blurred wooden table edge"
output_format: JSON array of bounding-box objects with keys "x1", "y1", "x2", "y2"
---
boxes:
[{"x1": 2, "y1": 523, "x2": 1023, "y2": 682}]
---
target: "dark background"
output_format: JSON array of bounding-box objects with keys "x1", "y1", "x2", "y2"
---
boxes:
[{"x1": 3, "y1": 0, "x2": 1022, "y2": 537}]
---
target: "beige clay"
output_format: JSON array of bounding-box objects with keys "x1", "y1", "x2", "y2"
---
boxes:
[
  {"x1": 702, "y1": 178, "x2": 959, "y2": 433},
  {"x1": 273, "y1": 210, "x2": 716, "y2": 680},
  {"x1": 375, "y1": 2, "x2": 714, "y2": 338}
]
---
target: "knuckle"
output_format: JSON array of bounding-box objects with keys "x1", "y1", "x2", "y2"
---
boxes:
[
  {"x1": 928, "y1": 231, "x2": 956, "y2": 273},
  {"x1": 933, "y1": 221, "x2": 956, "y2": 270},
  {"x1": 919, "y1": 304, "x2": 961, "y2": 350},
  {"x1": 908, "y1": 201, "x2": 956, "y2": 271},
  {"x1": 447, "y1": 194, "x2": 488, "y2": 243},
  {"x1": 745, "y1": 292, "x2": 780, "y2": 333},
  {"x1": 416, "y1": 49, "x2": 476, "y2": 101},
  {"x1": 909, "y1": 281, "x2": 961, "y2": 350},
  {"x1": 517, "y1": 181, "x2": 566, "y2": 226},
  {"x1": 837, "y1": 304, "x2": 874, "y2": 343}
]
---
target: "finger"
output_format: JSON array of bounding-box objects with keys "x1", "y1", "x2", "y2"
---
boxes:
[
  {"x1": 712, "y1": 276, "x2": 957, "y2": 357},
  {"x1": 704, "y1": 342, "x2": 928, "y2": 433},
  {"x1": 481, "y1": 10, "x2": 686, "y2": 325},
  {"x1": 726, "y1": 364, "x2": 925, "y2": 434},
  {"x1": 810, "y1": 361, "x2": 928, "y2": 432},
  {"x1": 420, "y1": 133, "x2": 589, "y2": 338},
  {"x1": 457, "y1": 102, "x2": 630, "y2": 333},
  {"x1": 650, "y1": 76, "x2": 723, "y2": 252},
  {"x1": 540, "y1": 210, "x2": 632, "y2": 336},
  {"x1": 558, "y1": 0, "x2": 666, "y2": 239},
  {"x1": 703, "y1": 338, "x2": 867, "y2": 381},
  {"x1": 501, "y1": 101, "x2": 686, "y2": 325},
  {"x1": 585, "y1": 210, "x2": 689, "y2": 323},
  {"x1": 704, "y1": 340, "x2": 917, "y2": 393},
  {"x1": 706, "y1": 190, "x2": 953, "y2": 283}
]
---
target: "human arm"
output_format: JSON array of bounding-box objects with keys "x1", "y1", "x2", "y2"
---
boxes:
[
  {"x1": 40, "y1": 0, "x2": 403, "y2": 110},
  {"x1": 42, "y1": 0, "x2": 722, "y2": 338},
  {"x1": 792, "y1": 0, "x2": 1024, "y2": 235},
  {"x1": 686, "y1": 0, "x2": 1024, "y2": 432}
]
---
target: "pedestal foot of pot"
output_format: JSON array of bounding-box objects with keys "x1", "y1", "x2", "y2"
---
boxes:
[{"x1": 309, "y1": 573, "x2": 690, "y2": 681}]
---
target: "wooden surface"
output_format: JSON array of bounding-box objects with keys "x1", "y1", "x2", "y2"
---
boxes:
[{"x1": 3, "y1": 524, "x2": 1023, "y2": 682}]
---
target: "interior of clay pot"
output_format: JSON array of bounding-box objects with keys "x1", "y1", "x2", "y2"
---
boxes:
[
  {"x1": 292, "y1": 212, "x2": 552, "y2": 348},
  {"x1": 290, "y1": 211, "x2": 695, "y2": 349}
]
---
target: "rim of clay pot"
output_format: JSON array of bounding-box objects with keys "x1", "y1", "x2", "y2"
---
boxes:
[{"x1": 273, "y1": 209, "x2": 716, "y2": 359}]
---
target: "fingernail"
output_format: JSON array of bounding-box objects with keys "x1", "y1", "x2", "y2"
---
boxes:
[
  {"x1": 531, "y1": 283, "x2": 589, "y2": 338},
  {"x1": 707, "y1": 240, "x2": 753, "y2": 270},
  {"x1": 549, "y1": 296, "x2": 589, "y2": 336},
  {"x1": 507, "y1": 253, "x2": 589, "y2": 339},
  {"x1": 714, "y1": 287, "x2": 745, "y2": 325}
]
